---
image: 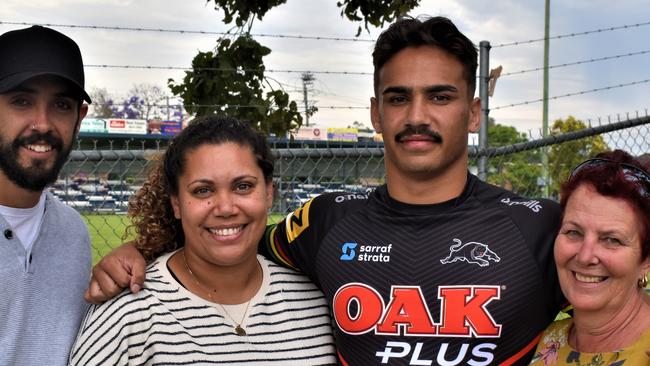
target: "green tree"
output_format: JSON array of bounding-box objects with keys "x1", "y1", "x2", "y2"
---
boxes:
[
  {"x1": 337, "y1": 0, "x2": 421, "y2": 36},
  {"x1": 548, "y1": 116, "x2": 610, "y2": 197},
  {"x1": 169, "y1": 36, "x2": 302, "y2": 136},
  {"x1": 169, "y1": 0, "x2": 420, "y2": 136},
  {"x1": 486, "y1": 122, "x2": 543, "y2": 196},
  {"x1": 206, "y1": 0, "x2": 419, "y2": 34}
]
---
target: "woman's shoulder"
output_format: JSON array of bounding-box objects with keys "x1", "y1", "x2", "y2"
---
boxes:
[
  {"x1": 531, "y1": 318, "x2": 650, "y2": 366},
  {"x1": 83, "y1": 253, "x2": 182, "y2": 325},
  {"x1": 543, "y1": 318, "x2": 572, "y2": 336},
  {"x1": 629, "y1": 324, "x2": 650, "y2": 356},
  {"x1": 528, "y1": 319, "x2": 572, "y2": 365},
  {"x1": 69, "y1": 253, "x2": 189, "y2": 365},
  {"x1": 260, "y1": 256, "x2": 318, "y2": 287},
  {"x1": 85, "y1": 268, "x2": 170, "y2": 323},
  {"x1": 538, "y1": 318, "x2": 572, "y2": 348},
  {"x1": 258, "y1": 256, "x2": 326, "y2": 302}
]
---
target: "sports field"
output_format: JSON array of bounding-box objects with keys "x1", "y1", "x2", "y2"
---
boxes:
[
  {"x1": 83, "y1": 213, "x2": 285, "y2": 264},
  {"x1": 82, "y1": 214, "x2": 134, "y2": 264}
]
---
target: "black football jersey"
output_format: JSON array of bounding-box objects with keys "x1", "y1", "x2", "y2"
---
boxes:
[{"x1": 263, "y1": 173, "x2": 563, "y2": 366}]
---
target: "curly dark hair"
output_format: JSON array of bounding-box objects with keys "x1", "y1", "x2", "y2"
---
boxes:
[
  {"x1": 372, "y1": 15, "x2": 478, "y2": 96},
  {"x1": 126, "y1": 116, "x2": 275, "y2": 261},
  {"x1": 560, "y1": 149, "x2": 650, "y2": 260}
]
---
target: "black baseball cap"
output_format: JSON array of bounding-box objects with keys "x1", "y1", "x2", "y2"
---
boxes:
[{"x1": 0, "y1": 25, "x2": 91, "y2": 103}]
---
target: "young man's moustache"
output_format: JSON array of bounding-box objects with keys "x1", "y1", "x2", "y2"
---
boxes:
[{"x1": 395, "y1": 127, "x2": 442, "y2": 143}]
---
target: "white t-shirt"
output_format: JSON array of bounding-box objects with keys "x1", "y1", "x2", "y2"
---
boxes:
[{"x1": 0, "y1": 191, "x2": 46, "y2": 267}]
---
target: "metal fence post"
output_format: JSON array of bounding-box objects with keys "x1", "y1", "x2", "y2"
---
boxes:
[{"x1": 478, "y1": 41, "x2": 491, "y2": 180}]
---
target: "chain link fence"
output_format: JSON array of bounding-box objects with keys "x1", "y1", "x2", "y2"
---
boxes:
[{"x1": 54, "y1": 117, "x2": 649, "y2": 263}]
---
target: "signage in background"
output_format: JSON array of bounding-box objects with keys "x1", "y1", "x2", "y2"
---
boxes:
[
  {"x1": 357, "y1": 128, "x2": 376, "y2": 142},
  {"x1": 160, "y1": 120, "x2": 183, "y2": 136},
  {"x1": 148, "y1": 119, "x2": 184, "y2": 136},
  {"x1": 79, "y1": 118, "x2": 107, "y2": 133},
  {"x1": 107, "y1": 119, "x2": 147, "y2": 135},
  {"x1": 327, "y1": 127, "x2": 358, "y2": 142},
  {"x1": 294, "y1": 126, "x2": 326, "y2": 141}
]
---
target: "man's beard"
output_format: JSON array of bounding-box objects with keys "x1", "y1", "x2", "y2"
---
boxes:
[{"x1": 0, "y1": 131, "x2": 70, "y2": 192}]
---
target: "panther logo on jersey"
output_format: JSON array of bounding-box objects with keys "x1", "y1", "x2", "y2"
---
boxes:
[{"x1": 440, "y1": 238, "x2": 500, "y2": 267}]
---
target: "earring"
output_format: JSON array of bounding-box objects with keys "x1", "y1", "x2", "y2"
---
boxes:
[
  {"x1": 639, "y1": 273, "x2": 648, "y2": 288},
  {"x1": 31, "y1": 123, "x2": 37, "y2": 130}
]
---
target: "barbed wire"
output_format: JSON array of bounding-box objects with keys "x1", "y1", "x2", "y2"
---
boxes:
[
  {"x1": 0, "y1": 21, "x2": 375, "y2": 42},
  {"x1": 97, "y1": 78, "x2": 650, "y2": 112},
  {"x1": 2, "y1": 19, "x2": 648, "y2": 47},
  {"x1": 492, "y1": 78, "x2": 650, "y2": 110},
  {"x1": 501, "y1": 49, "x2": 650, "y2": 77},
  {"x1": 95, "y1": 102, "x2": 369, "y2": 110},
  {"x1": 86, "y1": 46, "x2": 650, "y2": 77},
  {"x1": 85, "y1": 64, "x2": 372, "y2": 75},
  {"x1": 12, "y1": 18, "x2": 643, "y2": 112},
  {"x1": 98, "y1": 76, "x2": 650, "y2": 111},
  {"x1": 492, "y1": 20, "x2": 650, "y2": 47}
]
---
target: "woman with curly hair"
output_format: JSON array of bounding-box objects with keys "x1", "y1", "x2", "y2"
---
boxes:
[{"x1": 69, "y1": 116, "x2": 336, "y2": 365}]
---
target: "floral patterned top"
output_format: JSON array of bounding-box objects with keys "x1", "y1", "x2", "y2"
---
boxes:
[{"x1": 529, "y1": 318, "x2": 650, "y2": 366}]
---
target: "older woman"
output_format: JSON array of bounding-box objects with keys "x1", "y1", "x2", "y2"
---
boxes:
[
  {"x1": 69, "y1": 116, "x2": 336, "y2": 365},
  {"x1": 530, "y1": 150, "x2": 650, "y2": 365}
]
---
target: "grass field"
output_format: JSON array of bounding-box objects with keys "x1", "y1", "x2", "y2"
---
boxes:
[
  {"x1": 83, "y1": 213, "x2": 286, "y2": 264},
  {"x1": 82, "y1": 214, "x2": 134, "y2": 264}
]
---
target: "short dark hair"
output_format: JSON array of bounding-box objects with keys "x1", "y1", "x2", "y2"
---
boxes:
[
  {"x1": 560, "y1": 149, "x2": 650, "y2": 260},
  {"x1": 372, "y1": 16, "x2": 478, "y2": 96}
]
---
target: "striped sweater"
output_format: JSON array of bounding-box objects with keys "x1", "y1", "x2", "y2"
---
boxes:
[{"x1": 69, "y1": 252, "x2": 337, "y2": 365}]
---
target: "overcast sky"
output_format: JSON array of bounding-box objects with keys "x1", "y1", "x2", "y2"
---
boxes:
[{"x1": 2, "y1": 0, "x2": 650, "y2": 135}]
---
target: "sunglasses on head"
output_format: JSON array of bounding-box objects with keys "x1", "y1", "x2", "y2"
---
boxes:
[{"x1": 569, "y1": 158, "x2": 650, "y2": 198}]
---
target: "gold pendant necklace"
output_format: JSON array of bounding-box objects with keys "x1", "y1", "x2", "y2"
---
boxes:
[{"x1": 182, "y1": 250, "x2": 251, "y2": 336}]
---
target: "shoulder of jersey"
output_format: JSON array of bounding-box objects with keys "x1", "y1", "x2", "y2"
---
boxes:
[
  {"x1": 280, "y1": 191, "x2": 369, "y2": 244},
  {"x1": 301, "y1": 190, "x2": 370, "y2": 220},
  {"x1": 475, "y1": 180, "x2": 560, "y2": 217},
  {"x1": 316, "y1": 190, "x2": 371, "y2": 206}
]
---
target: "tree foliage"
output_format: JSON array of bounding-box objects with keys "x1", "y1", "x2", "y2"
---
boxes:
[
  {"x1": 170, "y1": 0, "x2": 421, "y2": 136},
  {"x1": 88, "y1": 87, "x2": 115, "y2": 118},
  {"x1": 88, "y1": 84, "x2": 181, "y2": 121},
  {"x1": 486, "y1": 122, "x2": 543, "y2": 196},
  {"x1": 548, "y1": 116, "x2": 610, "y2": 196},
  {"x1": 169, "y1": 36, "x2": 301, "y2": 136},
  {"x1": 128, "y1": 84, "x2": 169, "y2": 120},
  {"x1": 206, "y1": 0, "x2": 288, "y2": 27},
  {"x1": 111, "y1": 95, "x2": 145, "y2": 119},
  {"x1": 337, "y1": 0, "x2": 421, "y2": 35},
  {"x1": 206, "y1": 0, "x2": 420, "y2": 34}
]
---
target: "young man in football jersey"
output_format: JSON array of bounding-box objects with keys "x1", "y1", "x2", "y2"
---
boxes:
[
  {"x1": 87, "y1": 16, "x2": 562, "y2": 365},
  {"x1": 0, "y1": 26, "x2": 92, "y2": 365}
]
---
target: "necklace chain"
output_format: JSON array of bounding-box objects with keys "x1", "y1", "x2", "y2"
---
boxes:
[{"x1": 182, "y1": 250, "x2": 251, "y2": 336}]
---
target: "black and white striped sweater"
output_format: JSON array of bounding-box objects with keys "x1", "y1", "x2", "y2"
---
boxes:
[{"x1": 69, "y1": 252, "x2": 337, "y2": 365}]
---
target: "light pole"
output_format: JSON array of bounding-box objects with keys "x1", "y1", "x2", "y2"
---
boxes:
[{"x1": 542, "y1": 0, "x2": 551, "y2": 196}]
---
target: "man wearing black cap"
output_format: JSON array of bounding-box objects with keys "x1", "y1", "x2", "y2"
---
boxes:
[{"x1": 0, "y1": 26, "x2": 92, "y2": 366}]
